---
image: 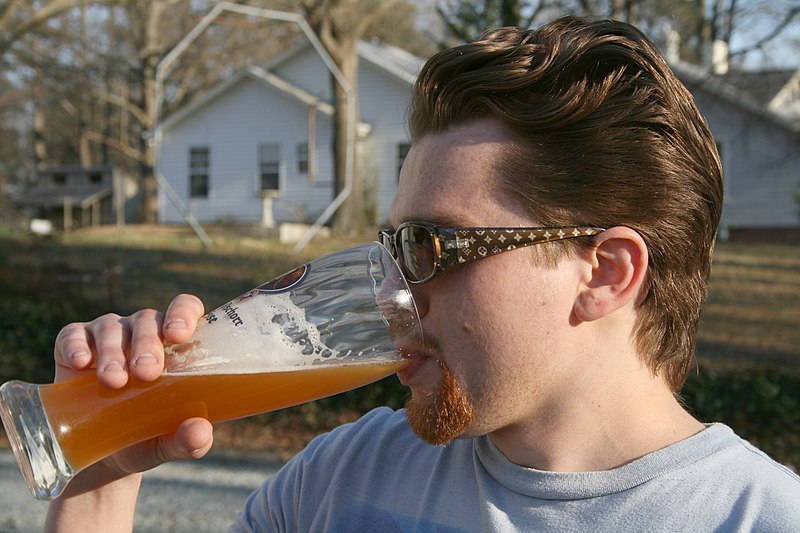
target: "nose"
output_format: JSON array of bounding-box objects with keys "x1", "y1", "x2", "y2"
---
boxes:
[{"x1": 408, "y1": 282, "x2": 429, "y2": 320}]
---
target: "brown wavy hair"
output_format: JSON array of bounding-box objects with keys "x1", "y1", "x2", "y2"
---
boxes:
[{"x1": 408, "y1": 16, "x2": 724, "y2": 391}]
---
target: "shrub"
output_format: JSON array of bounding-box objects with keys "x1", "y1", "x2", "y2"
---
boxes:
[{"x1": 682, "y1": 366, "x2": 800, "y2": 469}]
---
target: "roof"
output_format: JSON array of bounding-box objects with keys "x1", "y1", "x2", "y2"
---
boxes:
[
  {"x1": 38, "y1": 164, "x2": 114, "y2": 175},
  {"x1": 718, "y1": 69, "x2": 797, "y2": 107},
  {"x1": 14, "y1": 165, "x2": 117, "y2": 208},
  {"x1": 265, "y1": 38, "x2": 424, "y2": 86},
  {"x1": 161, "y1": 66, "x2": 332, "y2": 133},
  {"x1": 15, "y1": 186, "x2": 112, "y2": 208},
  {"x1": 159, "y1": 65, "x2": 371, "y2": 136},
  {"x1": 670, "y1": 60, "x2": 800, "y2": 132},
  {"x1": 356, "y1": 39, "x2": 425, "y2": 85}
]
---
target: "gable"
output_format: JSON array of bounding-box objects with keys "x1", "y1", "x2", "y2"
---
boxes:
[
  {"x1": 672, "y1": 61, "x2": 800, "y2": 132},
  {"x1": 161, "y1": 67, "x2": 335, "y2": 134},
  {"x1": 770, "y1": 70, "x2": 800, "y2": 118},
  {"x1": 268, "y1": 39, "x2": 422, "y2": 103}
]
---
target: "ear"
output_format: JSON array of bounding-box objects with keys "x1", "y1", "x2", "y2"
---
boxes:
[{"x1": 573, "y1": 226, "x2": 648, "y2": 322}]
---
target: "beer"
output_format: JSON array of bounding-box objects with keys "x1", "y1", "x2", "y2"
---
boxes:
[
  {"x1": 39, "y1": 360, "x2": 406, "y2": 471},
  {"x1": 0, "y1": 243, "x2": 422, "y2": 500}
]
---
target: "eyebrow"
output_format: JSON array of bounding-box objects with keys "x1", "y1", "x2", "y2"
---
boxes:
[{"x1": 388, "y1": 214, "x2": 471, "y2": 231}]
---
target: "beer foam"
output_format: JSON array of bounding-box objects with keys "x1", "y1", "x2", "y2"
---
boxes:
[{"x1": 164, "y1": 292, "x2": 337, "y2": 375}]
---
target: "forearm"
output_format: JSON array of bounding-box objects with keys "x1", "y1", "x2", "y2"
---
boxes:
[{"x1": 44, "y1": 471, "x2": 143, "y2": 533}]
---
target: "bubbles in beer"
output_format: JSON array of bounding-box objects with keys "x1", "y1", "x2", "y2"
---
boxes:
[{"x1": 164, "y1": 292, "x2": 336, "y2": 375}]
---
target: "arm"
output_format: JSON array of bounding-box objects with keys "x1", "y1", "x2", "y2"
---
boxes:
[{"x1": 44, "y1": 294, "x2": 214, "y2": 532}]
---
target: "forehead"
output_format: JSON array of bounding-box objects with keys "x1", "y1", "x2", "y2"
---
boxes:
[{"x1": 389, "y1": 119, "x2": 532, "y2": 228}]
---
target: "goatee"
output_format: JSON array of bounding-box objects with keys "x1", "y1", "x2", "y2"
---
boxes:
[{"x1": 405, "y1": 359, "x2": 474, "y2": 445}]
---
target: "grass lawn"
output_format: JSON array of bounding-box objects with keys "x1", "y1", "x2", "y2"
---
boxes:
[
  {"x1": 697, "y1": 241, "x2": 799, "y2": 369},
  {"x1": 0, "y1": 225, "x2": 798, "y2": 463}
]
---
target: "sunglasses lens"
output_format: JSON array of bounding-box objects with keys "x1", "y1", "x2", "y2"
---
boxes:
[
  {"x1": 399, "y1": 225, "x2": 435, "y2": 282},
  {"x1": 378, "y1": 232, "x2": 393, "y2": 255}
]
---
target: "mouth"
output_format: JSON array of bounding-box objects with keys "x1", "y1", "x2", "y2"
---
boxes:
[{"x1": 395, "y1": 343, "x2": 436, "y2": 386}]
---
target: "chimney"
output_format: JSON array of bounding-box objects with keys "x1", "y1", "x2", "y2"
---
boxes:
[
  {"x1": 664, "y1": 26, "x2": 680, "y2": 64},
  {"x1": 712, "y1": 40, "x2": 729, "y2": 75}
]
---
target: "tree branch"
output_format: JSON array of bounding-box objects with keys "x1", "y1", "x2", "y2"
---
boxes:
[
  {"x1": 729, "y1": 6, "x2": 800, "y2": 59},
  {"x1": 83, "y1": 129, "x2": 147, "y2": 163},
  {"x1": 91, "y1": 87, "x2": 148, "y2": 125}
]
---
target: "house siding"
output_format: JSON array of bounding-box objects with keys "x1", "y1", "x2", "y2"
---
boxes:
[
  {"x1": 159, "y1": 43, "x2": 798, "y2": 234},
  {"x1": 159, "y1": 76, "x2": 334, "y2": 225},
  {"x1": 273, "y1": 45, "x2": 414, "y2": 224},
  {"x1": 691, "y1": 90, "x2": 800, "y2": 231},
  {"x1": 358, "y1": 60, "x2": 414, "y2": 224}
]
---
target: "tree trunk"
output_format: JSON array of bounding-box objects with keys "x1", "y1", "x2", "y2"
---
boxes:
[
  {"x1": 610, "y1": 0, "x2": 626, "y2": 21},
  {"x1": 500, "y1": 0, "x2": 521, "y2": 27},
  {"x1": 138, "y1": 0, "x2": 166, "y2": 224},
  {"x1": 32, "y1": 36, "x2": 48, "y2": 172},
  {"x1": 330, "y1": 41, "x2": 369, "y2": 235}
]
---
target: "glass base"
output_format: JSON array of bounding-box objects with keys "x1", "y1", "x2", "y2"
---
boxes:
[{"x1": 0, "y1": 380, "x2": 74, "y2": 500}]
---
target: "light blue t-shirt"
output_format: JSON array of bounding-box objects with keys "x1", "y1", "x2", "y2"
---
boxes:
[{"x1": 231, "y1": 407, "x2": 800, "y2": 532}]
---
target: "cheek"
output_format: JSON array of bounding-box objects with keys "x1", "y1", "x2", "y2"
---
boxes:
[
  {"x1": 441, "y1": 267, "x2": 541, "y2": 371},
  {"x1": 450, "y1": 258, "x2": 572, "y2": 372}
]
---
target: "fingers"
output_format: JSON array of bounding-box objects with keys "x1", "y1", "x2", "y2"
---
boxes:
[
  {"x1": 89, "y1": 313, "x2": 134, "y2": 389},
  {"x1": 128, "y1": 308, "x2": 165, "y2": 382},
  {"x1": 54, "y1": 322, "x2": 95, "y2": 374},
  {"x1": 162, "y1": 293, "x2": 205, "y2": 344},
  {"x1": 54, "y1": 314, "x2": 131, "y2": 388},
  {"x1": 53, "y1": 294, "x2": 205, "y2": 388}
]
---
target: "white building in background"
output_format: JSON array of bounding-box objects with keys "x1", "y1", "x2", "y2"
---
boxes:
[
  {"x1": 157, "y1": 40, "x2": 422, "y2": 228},
  {"x1": 157, "y1": 37, "x2": 800, "y2": 239}
]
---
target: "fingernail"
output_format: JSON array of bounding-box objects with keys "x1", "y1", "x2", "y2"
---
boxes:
[
  {"x1": 102, "y1": 361, "x2": 125, "y2": 373},
  {"x1": 134, "y1": 353, "x2": 158, "y2": 367},
  {"x1": 165, "y1": 319, "x2": 187, "y2": 331},
  {"x1": 70, "y1": 350, "x2": 90, "y2": 364}
]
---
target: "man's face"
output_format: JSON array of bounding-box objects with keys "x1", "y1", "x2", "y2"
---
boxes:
[{"x1": 390, "y1": 118, "x2": 584, "y2": 446}]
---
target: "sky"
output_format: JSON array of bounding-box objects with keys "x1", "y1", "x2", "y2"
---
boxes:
[{"x1": 414, "y1": 0, "x2": 800, "y2": 70}]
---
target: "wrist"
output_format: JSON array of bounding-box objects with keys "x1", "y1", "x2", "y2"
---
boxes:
[{"x1": 45, "y1": 469, "x2": 143, "y2": 533}]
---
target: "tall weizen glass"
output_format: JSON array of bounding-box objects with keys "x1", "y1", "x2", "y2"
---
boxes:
[{"x1": 0, "y1": 243, "x2": 421, "y2": 500}]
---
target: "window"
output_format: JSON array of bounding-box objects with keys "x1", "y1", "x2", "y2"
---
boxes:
[
  {"x1": 52, "y1": 173, "x2": 66, "y2": 186},
  {"x1": 88, "y1": 173, "x2": 103, "y2": 185},
  {"x1": 296, "y1": 143, "x2": 309, "y2": 174},
  {"x1": 397, "y1": 143, "x2": 411, "y2": 181},
  {"x1": 189, "y1": 146, "x2": 209, "y2": 198},
  {"x1": 259, "y1": 143, "x2": 281, "y2": 191}
]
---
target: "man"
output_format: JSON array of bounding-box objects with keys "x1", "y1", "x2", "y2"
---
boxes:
[{"x1": 46, "y1": 16, "x2": 799, "y2": 532}]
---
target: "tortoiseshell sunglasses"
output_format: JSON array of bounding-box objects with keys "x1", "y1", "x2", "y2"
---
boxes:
[{"x1": 378, "y1": 221, "x2": 605, "y2": 284}]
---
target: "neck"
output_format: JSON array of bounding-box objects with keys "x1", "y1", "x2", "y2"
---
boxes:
[{"x1": 488, "y1": 354, "x2": 704, "y2": 472}]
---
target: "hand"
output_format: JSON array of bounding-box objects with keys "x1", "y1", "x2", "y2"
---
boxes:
[{"x1": 51, "y1": 293, "x2": 215, "y2": 495}]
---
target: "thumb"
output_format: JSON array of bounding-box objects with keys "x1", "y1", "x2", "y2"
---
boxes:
[
  {"x1": 158, "y1": 417, "x2": 215, "y2": 463},
  {"x1": 105, "y1": 418, "x2": 214, "y2": 477}
]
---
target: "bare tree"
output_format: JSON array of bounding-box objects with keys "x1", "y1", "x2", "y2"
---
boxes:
[
  {"x1": 434, "y1": 0, "x2": 800, "y2": 70},
  {"x1": 299, "y1": 0, "x2": 405, "y2": 235},
  {"x1": 436, "y1": 0, "x2": 550, "y2": 43},
  {"x1": 0, "y1": 0, "x2": 127, "y2": 58},
  {"x1": 0, "y1": 74, "x2": 30, "y2": 191},
  {"x1": 4, "y1": 0, "x2": 298, "y2": 222}
]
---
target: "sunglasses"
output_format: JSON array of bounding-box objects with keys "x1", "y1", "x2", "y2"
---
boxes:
[{"x1": 378, "y1": 222, "x2": 606, "y2": 284}]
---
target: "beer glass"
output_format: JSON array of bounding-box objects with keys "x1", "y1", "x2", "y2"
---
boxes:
[{"x1": 0, "y1": 243, "x2": 421, "y2": 500}]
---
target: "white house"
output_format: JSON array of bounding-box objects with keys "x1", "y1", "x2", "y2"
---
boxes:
[
  {"x1": 157, "y1": 37, "x2": 799, "y2": 239},
  {"x1": 672, "y1": 61, "x2": 800, "y2": 239},
  {"x1": 157, "y1": 39, "x2": 423, "y2": 228}
]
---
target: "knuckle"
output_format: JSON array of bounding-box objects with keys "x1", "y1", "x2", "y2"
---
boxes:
[
  {"x1": 94, "y1": 314, "x2": 126, "y2": 336},
  {"x1": 56, "y1": 322, "x2": 87, "y2": 343},
  {"x1": 131, "y1": 307, "x2": 159, "y2": 320},
  {"x1": 172, "y1": 293, "x2": 204, "y2": 313}
]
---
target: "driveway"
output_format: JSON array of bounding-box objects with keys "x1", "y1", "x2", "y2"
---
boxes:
[{"x1": 0, "y1": 449, "x2": 284, "y2": 532}]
